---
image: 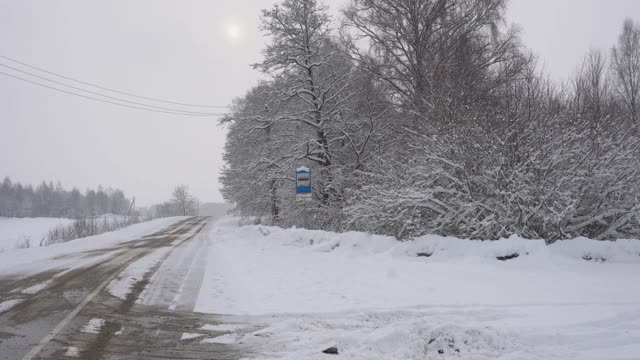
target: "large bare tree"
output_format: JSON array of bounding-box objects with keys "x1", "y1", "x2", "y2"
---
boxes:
[{"x1": 342, "y1": 0, "x2": 521, "y2": 128}]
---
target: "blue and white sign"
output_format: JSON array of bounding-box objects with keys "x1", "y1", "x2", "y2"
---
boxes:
[{"x1": 296, "y1": 167, "x2": 312, "y2": 201}]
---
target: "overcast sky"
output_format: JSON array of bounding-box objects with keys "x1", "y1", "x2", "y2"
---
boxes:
[{"x1": 1, "y1": 0, "x2": 639, "y2": 206}]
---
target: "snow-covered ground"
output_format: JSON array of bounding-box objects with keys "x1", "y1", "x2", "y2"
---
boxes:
[
  {"x1": 0, "y1": 214, "x2": 142, "y2": 252},
  {"x1": 195, "y1": 217, "x2": 640, "y2": 360},
  {"x1": 0, "y1": 217, "x2": 186, "y2": 276},
  {"x1": 0, "y1": 217, "x2": 74, "y2": 252}
]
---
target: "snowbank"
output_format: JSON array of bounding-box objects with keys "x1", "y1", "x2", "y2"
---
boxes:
[
  {"x1": 207, "y1": 218, "x2": 640, "y2": 265},
  {"x1": 235, "y1": 220, "x2": 640, "y2": 263},
  {"x1": 0, "y1": 217, "x2": 74, "y2": 252},
  {"x1": 550, "y1": 237, "x2": 640, "y2": 263}
]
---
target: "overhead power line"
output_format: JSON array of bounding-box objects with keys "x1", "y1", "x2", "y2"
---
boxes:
[
  {"x1": 0, "y1": 62, "x2": 222, "y2": 116},
  {"x1": 0, "y1": 71, "x2": 226, "y2": 117},
  {"x1": 0, "y1": 55, "x2": 229, "y2": 109}
]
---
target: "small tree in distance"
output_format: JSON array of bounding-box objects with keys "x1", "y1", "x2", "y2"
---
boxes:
[{"x1": 171, "y1": 185, "x2": 197, "y2": 216}]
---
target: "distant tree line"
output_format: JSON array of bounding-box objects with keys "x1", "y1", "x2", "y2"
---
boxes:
[
  {"x1": 0, "y1": 177, "x2": 132, "y2": 219},
  {"x1": 222, "y1": 0, "x2": 640, "y2": 241}
]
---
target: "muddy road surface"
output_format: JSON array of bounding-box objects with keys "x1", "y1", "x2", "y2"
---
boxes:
[{"x1": 0, "y1": 217, "x2": 254, "y2": 360}]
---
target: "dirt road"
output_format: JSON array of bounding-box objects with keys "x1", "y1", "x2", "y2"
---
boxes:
[{"x1": 0, "y1": 217, "x2": 254, "y2": 360}]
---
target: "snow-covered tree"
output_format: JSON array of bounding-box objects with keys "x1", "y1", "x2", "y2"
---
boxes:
[
  {"x1": 222, "y1": 0, "x2": 389, "y2": 229},
  {"x1": 221, "y1": 1, "x2": 640, "y2": 241}
]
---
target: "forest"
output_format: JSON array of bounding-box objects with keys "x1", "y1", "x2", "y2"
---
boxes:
[
  {"x1": 0, "y1": 177, "x2": 132, "y2": 219},
  {"x1": 221, "y1": 0, "x2": 640, "y2": 241}
]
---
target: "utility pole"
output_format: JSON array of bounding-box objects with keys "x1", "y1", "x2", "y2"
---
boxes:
[{"x1": 125, "y1": 196, "x2": 136, "y2": 223}]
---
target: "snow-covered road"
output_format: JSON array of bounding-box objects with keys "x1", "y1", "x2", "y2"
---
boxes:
[
  {"x1": 0, "y1": 217, "x2": 250, "y2": 360},
  {"x1": 138, "y1": 219, "x2": 211, "y2": 311}
]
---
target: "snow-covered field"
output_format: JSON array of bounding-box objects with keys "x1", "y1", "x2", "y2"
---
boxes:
[
  {"x1": 196, "y1": 217, "x2": 640, "y2": 360},
  {"x1": 0, "y1": 217, "x2": 74, "y2": 252},
  {"x1": 0, "y1": 214, "x2": 136, "y2": 252},
  {"x1": 0, "y1": 217, "x2": 186, "y2": 276}
]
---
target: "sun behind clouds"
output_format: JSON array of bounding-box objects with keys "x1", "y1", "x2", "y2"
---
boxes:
[{"x1": 226, "y1": 23, "x2": 241, "y2": 40}]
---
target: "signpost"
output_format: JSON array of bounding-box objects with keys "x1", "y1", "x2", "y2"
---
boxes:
[{"x1": 296, "y1": 167, "x2": 312, "y2": 201}]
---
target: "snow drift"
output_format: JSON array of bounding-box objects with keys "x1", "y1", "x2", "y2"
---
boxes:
[{"x1": 212, "y1": 217, "x2": 640, "y2": 265}]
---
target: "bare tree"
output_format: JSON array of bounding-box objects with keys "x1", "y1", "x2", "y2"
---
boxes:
[
  {"x1": 612, "y1": 19, "x2": 640, "y2": 125},
  {"x1": 572, "y1": 49, "x2": 616, "y2": 149},
  {"x1": 171, "y1": 185, "x2": 196, "y2": 216},
  {"x1": 342, "y1": 0, "x2": 521, "y2": 128}
]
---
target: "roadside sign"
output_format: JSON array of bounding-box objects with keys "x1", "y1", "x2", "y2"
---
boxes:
[{"x1": 296, "y1": 167, "x2": 312, "y2": 201}]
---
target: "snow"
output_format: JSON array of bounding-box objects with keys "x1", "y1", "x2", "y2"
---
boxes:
[
  {"x1": 200, "y1": 334, "x2": 238, "y2": 344},
  {"x1": 237, "y1": 303, "x2": 640, "y2": 360},
  {"x1": 245, "y1": 313, "x2": 521, "y2": 360},
  {"x1": 0, "y1": 217, "x2": 74, "y2": 252},
  {"x1": 0, "y1": 299, "x2": 23, "y2": 314},
  {"x1": 138, "y1": 222, "x2": 211, "y2": 311},
  {"x1": 196, "y1": 219, "x2": 640, "y2": 315},
  {"x1": 109, "y1": 219, "x2": 209, "y2": 302},
  {"x1": 195, "y1": 217, "x2": 640, "y2": 360},
  {"x1": 81, "y1": 318, "x2": 105, "y2": 334},
  {"x1": 64, "y1": 346, "x2": 80, "y2": 357},
  {"x1": 180, "y1": 332, "x2": 205, "y2": 341},
  {"x1": 199, "y1": 324, "x2": 247, "y2": 332},
  {"x1": 107, "y1": 246, "x2": 171, "y2": 300},
  {"x1": 0, "y1": 217, "x2": 186, "y2": 276},
  {"x1": 21, "y1": 280, "x2": 51, "y2": 295}
]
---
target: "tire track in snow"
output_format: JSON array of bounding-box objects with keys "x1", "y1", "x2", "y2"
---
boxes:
[{"x1": 7, "y1": 218, "x2": 197, "y2": 360}]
